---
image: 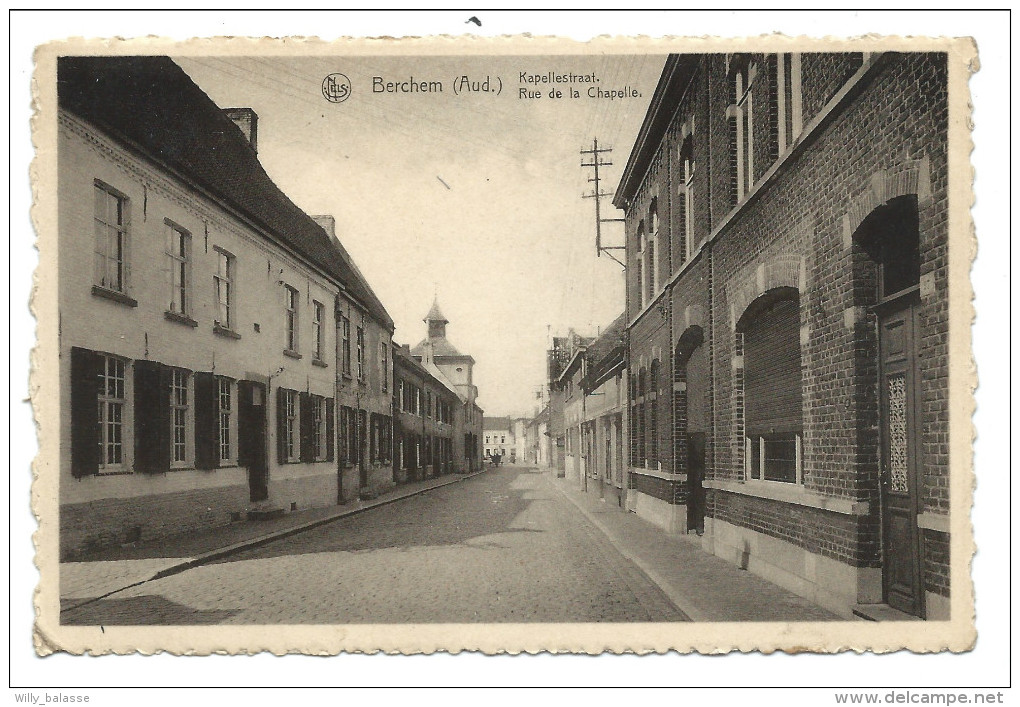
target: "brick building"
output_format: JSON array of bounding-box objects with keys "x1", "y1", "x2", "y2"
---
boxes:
[
  {"x1": 57, "y1": 57, "x2": 395, "y2": 556},
  {"x1": 615, "y1": 52, "x2": 949, "y2": 619}
]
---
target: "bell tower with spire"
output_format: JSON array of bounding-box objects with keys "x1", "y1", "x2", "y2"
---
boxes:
[
  {"x1": 412, "y1": 296, "x2": 476, "y2": 398},
  {"x1": 425, "y1": 298, "x2": 449, "y2": 340}
]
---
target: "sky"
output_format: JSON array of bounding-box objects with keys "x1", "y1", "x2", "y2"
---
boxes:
[{"x1": 173, "y1": 54, "x2": 665, "y2": 417}]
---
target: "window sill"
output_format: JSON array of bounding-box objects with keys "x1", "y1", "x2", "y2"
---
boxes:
[
  {"x1": 917, "y1": 512, "x2": 950, "y2": 533},
  {"x1": 627, "y1": 465, "x2": 680, "y2": 480},
  {"x1": 283, "y1": 349, "x2": 303, "y2": 360},
  {"x1": 165, "y1": 311, "x2": 199, "y2": 328},
  {"x1": 91, "y1": 286, "x2": 138, "y2": 308},
  {"x1": 94, "y1": 469, "x2": 134, "y2": 477},
  {"x1": 213, "y1": 324, "x2": 242, "y2": 340},
  {"x1": 158, "y1": 465, "x2": 197, "y2": 473},
  {"x1": 312, "y1": 358, "x2": 328, "y2": 368},
  {"x1": 703, "y1": 478, "x2": 870, "y2": 516}
]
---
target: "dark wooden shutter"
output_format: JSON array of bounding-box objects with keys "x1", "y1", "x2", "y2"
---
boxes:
[
  {"x1": 299, "y1": 392, "x2": 315, "y2": 463},
  {"x1": 194, "y1": 372, "x2": 219, "y2": 470},
  {"x1": 276, "y1": 386, "x2": 288, "y2": 464},
  {"x1": 134, "y1": 360, "x2": 171, "y2": 473},
  {"x1": 237, "y1": 380, "x2": 254, "y2": 466},
  {"x1": 325, "y1": 398, "x2": 335, "y2": 462},
  {"x1": 70, "y1": 347, "x2": 103, "y2": 477},
  {"x1": 744, "y1": 295, "x2": 802, "y2": 435}
]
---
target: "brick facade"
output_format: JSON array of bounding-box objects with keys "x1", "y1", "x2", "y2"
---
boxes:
[{"x1": 615, "y1": 52, "x2": 950, "y2": 618}]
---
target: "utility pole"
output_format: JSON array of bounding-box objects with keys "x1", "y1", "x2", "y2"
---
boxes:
[{"x1": 581, "y1": 137, "x2": 626, "y2": 268}]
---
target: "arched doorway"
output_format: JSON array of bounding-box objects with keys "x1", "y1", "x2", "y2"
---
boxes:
[{"x1": 856, "y1": 194, "x2": 924, "y2": 617}]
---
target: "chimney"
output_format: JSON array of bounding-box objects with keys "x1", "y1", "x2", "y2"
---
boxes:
[
  {"x1": 312, "y1": 215, "x2": 336, "y2": 239},
  {"x1": 223, "y1": 108, "x2": 258, "y2": 153}
]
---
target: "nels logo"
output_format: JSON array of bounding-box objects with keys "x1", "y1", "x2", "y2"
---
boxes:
[{"x1": 322, "y1": 73, "x2": 352, "y2": 103}]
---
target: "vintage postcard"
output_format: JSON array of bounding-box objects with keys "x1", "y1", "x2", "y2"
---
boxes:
[{"x1": 30, "y1": 32, "x2": 978, "y2": 657}]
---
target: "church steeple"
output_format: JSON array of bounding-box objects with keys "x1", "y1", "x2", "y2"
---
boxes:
[{"x1": 425, "y1": 297, "x2": 448, "y2": 339}]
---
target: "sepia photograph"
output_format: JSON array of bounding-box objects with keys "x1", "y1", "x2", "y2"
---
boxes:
[{"x1": 12, "y1": 8, "x2": 1010, "y2": 698}]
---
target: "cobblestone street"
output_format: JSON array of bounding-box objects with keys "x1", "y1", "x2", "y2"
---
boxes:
[{"x1": 61, "y1": 467, "x2": 688, "y2": 624}]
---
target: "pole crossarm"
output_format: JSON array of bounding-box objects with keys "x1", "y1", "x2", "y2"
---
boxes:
[{"x1": 580, "y1": 136, "x2": 626, "y2": 269}]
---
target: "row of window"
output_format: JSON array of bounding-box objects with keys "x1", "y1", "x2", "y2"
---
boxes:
[
  {"x1": 627, "y1": 290, "x2": 805, "y2": 485},
  {"x1": 336, "y1": 407, "x2": 394, "y2": 467},
  {"x1": 484, "y1": 435, "x2": 507, "y2": 445},
  {"x1": 396, "y1": 378, "x2": 453, "y2": 423},
  {"x1": 72, "y1": 347, "x2": 246, "y2": 475},
  {"x1": 396, "y1": 433, "x2": 454, "y2": 472},
  {"x1": 94, "y1": 180, "x2": 339, "y2": 363},
  {"x1": 274, "y1": 388, "x2": 334, "y2": 465},
  {"x1": 282, "y1": 286, "x2": 328, "y2": 364},
  {"x1": 72, "y1": 347, "x2": 488, "y2": 481},
  {"x1": 71, "y1": 347, "x2": 337, "y2": 478},
  {"x1": 634, "y1": 53, "x2": 834, "y2": 310}
]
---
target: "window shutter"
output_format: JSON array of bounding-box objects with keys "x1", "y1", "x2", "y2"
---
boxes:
[
  {"x1": 276, "y1": 386, "x2": 288, "y2": 464},
  {"x1": 237, "y1": 380, "x2": 254, "y2": 467},
  {"x1": 299, "y1": 392, "x2": 315, "y2": 463},
  {"x1": 70, "y1": 346, "x2": 103, "y2": 477},
  {"x1": 194, "y1": 372, "x2": 219, "y2": 470},
  {"x1": 134, "y1": 360, "x2": 171, "y2": 473},
  {"x1": 743, "y1": 295, "x2": 802, "y2": 435},
  {"x1": 325, "y1": 398, "x2": 335, "y2": 462}
]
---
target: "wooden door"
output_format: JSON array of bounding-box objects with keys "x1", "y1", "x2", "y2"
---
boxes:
[
  {"x1": 878, "y1": 301, "x2": 924, "y2": 617},
  {"x1": 238, "y1": 380, "x2": 268, "y2": 503}
]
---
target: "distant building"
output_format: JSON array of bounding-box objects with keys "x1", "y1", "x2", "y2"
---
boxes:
[
  {"x1": 511, "y1": 418, "x2": 530, "y2": 463},
  {"x1": 411, "y1": 299, "x2": 483, "y2": 473},
  {"x1": 483, "y1": 417, "x2": 512, "y2": 460},
  {"x1": 527, "y1": 407, "x2": 551, "y2": 467},
  {"x1": 547, "y1": 331, "x2": 594, "y2": 478},
  {"x1": 313, "y1": 216, "x2": 395, "y2": 502},
  {"x1": 392, "y1": 344, "x2": 458, "y2": 483},
  {"x1": 580, "y1": 313, "x2": 627, "y2": 507}
]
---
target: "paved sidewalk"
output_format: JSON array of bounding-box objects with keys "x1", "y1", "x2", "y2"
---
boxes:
[
  {"x1": 60, "y1": 469, "x2": 489, "y2": 609},
  {"x1": 545, "y1": 471, "x2": 842, "y2": 622}
]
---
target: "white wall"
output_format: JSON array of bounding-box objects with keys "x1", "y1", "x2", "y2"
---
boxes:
[{"x1": 59, "y1": 113, "x2": 339, "y2": 508}]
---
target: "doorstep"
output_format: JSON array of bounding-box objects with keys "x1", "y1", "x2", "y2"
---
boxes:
[{"x1": 852, "y1": 603, "x2": 923, "y2": 621}]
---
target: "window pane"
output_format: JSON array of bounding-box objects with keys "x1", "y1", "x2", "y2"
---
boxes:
[{"x1": 762, "y1": 434, "x2": 798, "y2": 483}]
